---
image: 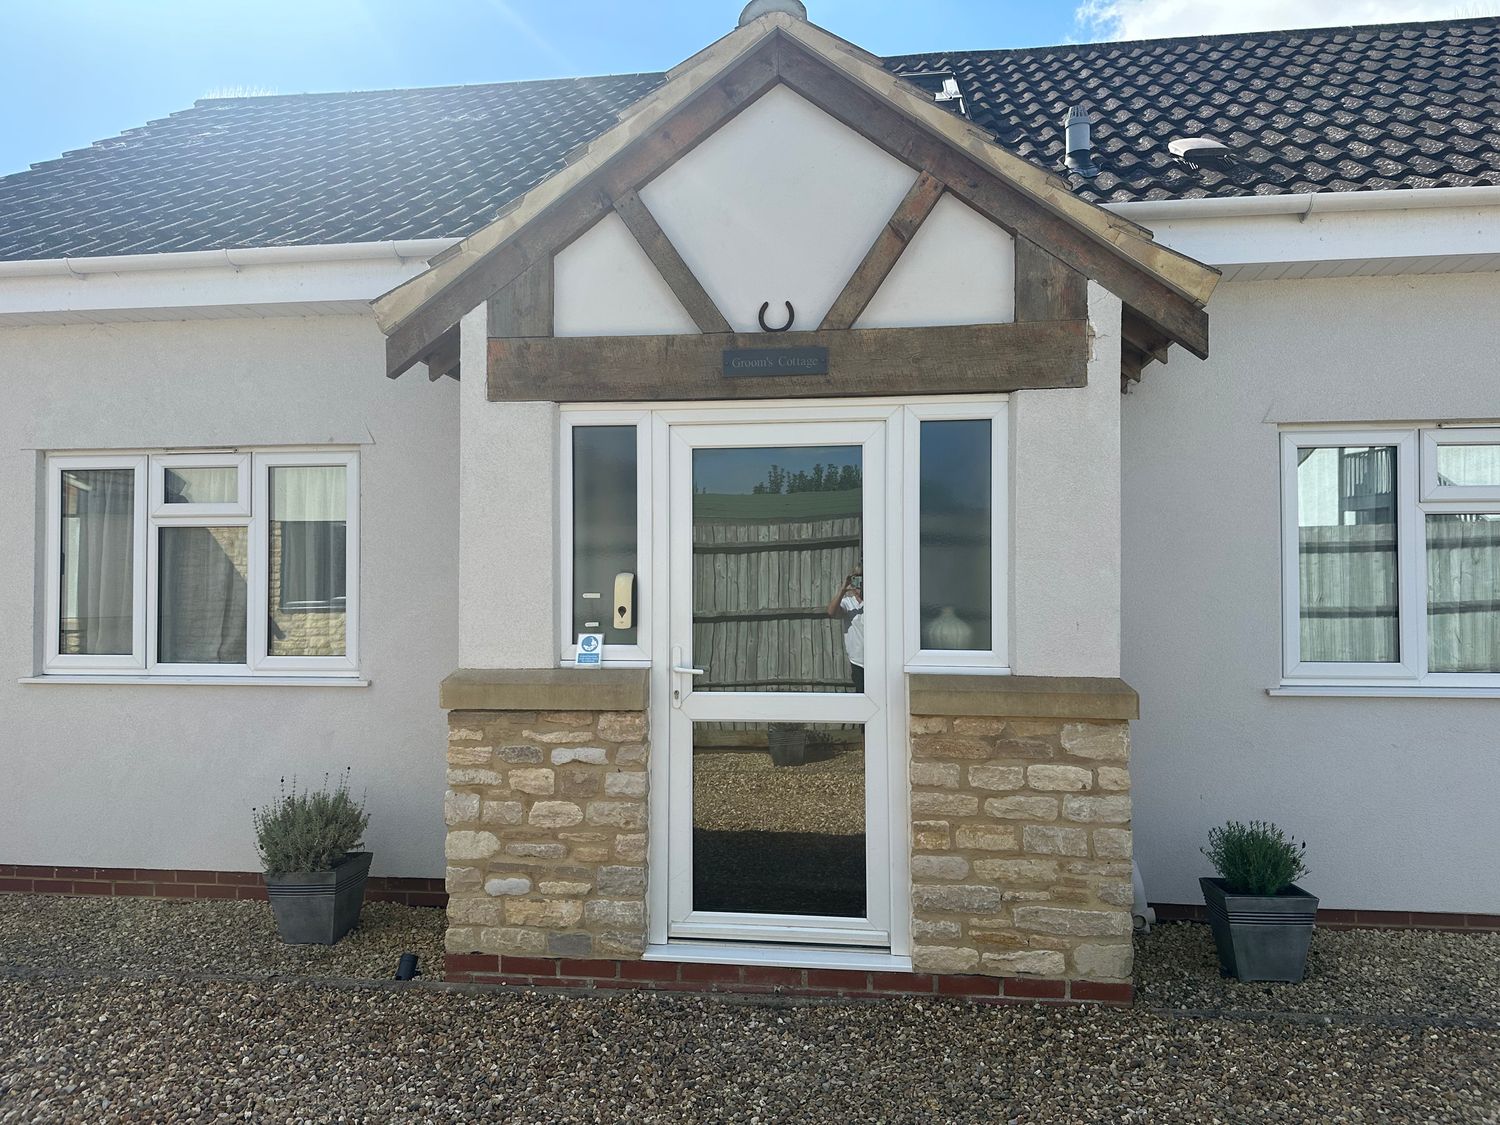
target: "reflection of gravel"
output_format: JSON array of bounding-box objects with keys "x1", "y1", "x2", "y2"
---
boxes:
[
  {"x1": 694, "y1": 750, "x2": 864, "y2": 835},
  {"x1": 1136, "y1": 921, "x2": 1500, "y2": 1019},
  {"x1": 0, "y1": 895, "x2": 444, "y2": 981},
  {"x1": 4, "y1": 979, "x2": 1497, "y2": 1122}
]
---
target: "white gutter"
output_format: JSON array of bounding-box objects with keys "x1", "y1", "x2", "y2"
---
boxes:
[
  {"x1": 1104, "y1": 185, "x2": 1500, "y2": 222},
  {"x1": 0, "y1": 238, "x2": 460, "y2": 280}
]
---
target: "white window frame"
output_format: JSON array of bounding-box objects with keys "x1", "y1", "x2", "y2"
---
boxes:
[
  {"x1": 558, "y1": 410, "x2": 653, "y2": 666},
  {"x1": 44, "y1": 455, "x2": 149, "y2": 672},
  {"x1": 558, "y1": 397, "x2": 1011, "y2": 674},
  {"x1": 1279, "y1": 425, "x2": 1500, "y2": 692},
  {"x1": 1420, "y1": 426, "x2": 1500, "y2": 505},
  {"x1": 42, "y1": 447, "x2": 359, "y2": 680},
  {"x1": 903, "y1": 399, "x2": 1010, "y2": 674}
]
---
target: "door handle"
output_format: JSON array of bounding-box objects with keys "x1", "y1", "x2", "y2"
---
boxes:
[
  {"x1": 670, "y1": 646, "x2": 703, "y2": 709},
  {"x1": 672, "y1": 664, "x2": 705, "y2": 676}
]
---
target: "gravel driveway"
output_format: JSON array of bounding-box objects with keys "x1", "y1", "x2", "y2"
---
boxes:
[{"x1": 1, "y1": 896, "x2": 1497, "y2": 1123}]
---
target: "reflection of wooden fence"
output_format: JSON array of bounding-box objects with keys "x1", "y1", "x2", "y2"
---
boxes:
[
  {"x1": 1300, "y1": 520, "x2": 1500, "y2": 669},
  {"x1": 693, "y1": 490, "x2": 862, "y2": 692}
]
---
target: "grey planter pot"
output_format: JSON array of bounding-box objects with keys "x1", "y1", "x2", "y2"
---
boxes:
[
  {"x1": 266, "y1": 851, "x2": 372, "y2": 945},
  {"x1": 1200, "y1": 876, "x2": 1319, "y2": 983}
]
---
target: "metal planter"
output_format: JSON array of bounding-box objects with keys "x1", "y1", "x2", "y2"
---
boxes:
[
  {"x1": 266, "y1": 851, "x2": 372, "y2": 945},
  {"x1": 1200, "y1": 876, "x2": 1319, "y2": 983}
]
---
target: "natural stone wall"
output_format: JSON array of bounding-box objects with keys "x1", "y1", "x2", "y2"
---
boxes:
[
  {"x1": 908, "y1": 716, "x2": 1133, "y2": 982},
  {"x1": 443, "y1": 708, "x2": 649, "y2": 960}
]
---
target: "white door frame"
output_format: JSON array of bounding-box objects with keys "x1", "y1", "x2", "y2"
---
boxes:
[{"x1": 644, "y1": 401, "x2": 911, "y2": 953}]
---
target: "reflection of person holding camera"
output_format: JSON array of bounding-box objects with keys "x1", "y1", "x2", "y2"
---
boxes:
[{"x1": 826, "y1": 563, "x2": 865, "y2": 693}]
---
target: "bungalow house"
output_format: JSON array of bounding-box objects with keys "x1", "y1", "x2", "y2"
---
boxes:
[{"x1": 2, "y1": 3, "x2": 1496, "y2": 1002}]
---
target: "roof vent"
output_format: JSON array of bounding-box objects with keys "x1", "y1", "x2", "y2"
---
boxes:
[
  {"x1": 1063, "y1": 106, "x2": 1098, "y2": 178},
  {"x1": 901, "y1": 71, "x2": 969, "y2": 118},
  {"x1": 1169, "y1": 137, "x2": 1236, "y2": 171},
  {"x1": 738, "y1": 0, "x2": 806, "y2": 25}
]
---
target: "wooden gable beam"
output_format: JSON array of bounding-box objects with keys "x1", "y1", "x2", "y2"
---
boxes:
[
  {"x1": 384, "y1": 42, "x2": 783, "y2": 378},
  {"x1": 612, "y1": 189, "x2": 732, "y2": 334},
  {"x1": 1014, "y1": 237, "x2": 1087, "y2": 323},
  {"x1": 820, "y1": 171, "x2": 945, "y2": 331},
  {"x1": 423, "y1": 326, "x2": 461, "y2": 382},
  {"x1": 770, "y1": 37, "x2": 1209, "y2": 360}
]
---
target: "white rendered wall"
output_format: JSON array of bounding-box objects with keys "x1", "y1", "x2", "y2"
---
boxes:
[
  {"x1": 857, "y1": 195, "x2": 1016, "y2": 329},
  {"x1": 553, "y1": 214, "x2": 697, "y2": 337},
  {"x1": 0, "y1": 313, "x2": 458, "y2": 877},
  {"x1": 458, "y1": 304, "x2": 557, "y2": 667},
  {"x1": 641, "y1": 84, "x2": 918, "y2": 332},
  {"x1": 1009, "y1": 282, "x2": 1123, "y2": 678},
  {"x1": 1121, "y1": 271, "x2": 1500, "y2": 913}
]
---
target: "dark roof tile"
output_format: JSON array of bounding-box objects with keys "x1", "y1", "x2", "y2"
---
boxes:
[{"x1": 0, "y1": 17, "x2": 1495, "y2": 260}]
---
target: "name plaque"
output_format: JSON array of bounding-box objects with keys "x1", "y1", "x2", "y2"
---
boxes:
[{"x1": 721, "y1": 346, "x2": 829, "y2": 377}]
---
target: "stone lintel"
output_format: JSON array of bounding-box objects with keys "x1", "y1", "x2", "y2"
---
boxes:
[
  {"x1": 440, "y1": 667, "x2": 649, "y2": 712},
  {"x1": 909, "y1": 674, "x2": 1139, "y2": 721}
]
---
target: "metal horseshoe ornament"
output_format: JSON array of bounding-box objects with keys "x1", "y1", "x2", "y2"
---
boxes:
[{"x1": 758, "y1": 300, "x2": 796, "y2": 333}]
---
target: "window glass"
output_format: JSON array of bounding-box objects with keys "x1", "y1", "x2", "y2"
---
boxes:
[
  {"x1": 919, "y1": 419, "x2": 992, "y2": 651},
  {"x1": 1427, "y1": 513, "x2": 1500, "y2": 673},
  {"x1": 572, "y1": 427, "x2": 638, "y2": 645},
  {"x1": 1296, "y1": 446, "x2": 1399, "y2": 663},
  {"x1": 158, "y1": 526, "x2": 249, "y2": 664},
  {"x1": 58, "y1": 468, "x2": 135, "y2": 655},
  {"x1": 268, "y1": 465, "x2": 347, "y2": 657},
  {"x1": 1435, "y1": 444, "x2": 1500, "y2": 489},
  {"x1": 163, "y1": 466, "x2": 238, "y2": 505}
]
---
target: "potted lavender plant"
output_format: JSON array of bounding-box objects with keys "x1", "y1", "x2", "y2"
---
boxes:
[
  {"x1": 254, "y1": 771, "x2": 371, "y2": 945},
  {"x1": 1200, "y1": 820, "x2": 1316, "y2": 982}
]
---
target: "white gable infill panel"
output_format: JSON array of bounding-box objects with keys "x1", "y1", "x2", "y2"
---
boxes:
[
  {"x1": 553, "y1": 213, "x2": 697, "y2": 337},
  {"x1": 855, "y1": 194, "x2": 1015, "y2": 329},
  {"x1": 639, "y1": 85, "x2": 918, "y2": 333}
]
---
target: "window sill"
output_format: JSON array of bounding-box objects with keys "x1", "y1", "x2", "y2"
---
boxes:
[
  {"x1": 21, "y1": 675, "x2": 370, "y2": 687},
  {"x1": 1269, "y1": 683, "x2": 1500, "y2": 699}
]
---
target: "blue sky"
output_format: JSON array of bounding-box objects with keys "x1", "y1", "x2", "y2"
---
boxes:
[{"x1": 1, "y1": 0, "x2": 1488, "y2": 177}]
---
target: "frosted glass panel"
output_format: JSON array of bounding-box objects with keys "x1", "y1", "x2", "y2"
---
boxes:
[
  {"x1": 1427, "y1": 513, "x2": 1500, "y2": 673},
  {"x1": 919, "y1": 419, "x2": 991, "y2": 650},
  {"x1": 1297, "y1": 446, "x2": 1398, "y2": 663},
  {"x1": 59, "y1": 468, "x2": 135, "y2": 655},
  {"x1": 159, "y1": 527, "x2": 248, "y2": 664}
]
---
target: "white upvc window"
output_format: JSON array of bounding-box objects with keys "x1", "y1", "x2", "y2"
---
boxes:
[
  {"x1": 902, "y1": 399, "x2": 1009, "y2": 673},
  {"x1": 557, "y1": 398, "x2": 1010, "y2": 673},
  {"x1": 43, "y1": 448, "x2": 359, "y2": 679},
  {"x1": 1279, "y1": 426, "x2": 1500, "y2": 692}
]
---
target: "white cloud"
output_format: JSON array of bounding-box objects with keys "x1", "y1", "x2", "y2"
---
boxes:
[{"x1": 1075, "y1": 0, "x2": 1499, "y2": 40}]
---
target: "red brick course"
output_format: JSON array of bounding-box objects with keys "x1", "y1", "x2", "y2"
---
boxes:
[
  {"x1": 0, "y1": 864, "x2": 446, "y2": 908},
  {"x1": 1151, "y1": 901, "x2": 1500, "y2": 932},
  {"x1": 442, "y1": 953, "x2": 1134, "y2": 1005}
]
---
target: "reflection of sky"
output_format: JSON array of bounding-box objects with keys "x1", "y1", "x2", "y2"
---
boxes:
[
  {"x1": 920, "y1": 419, "x2": 990, "y2": 511},
  {"x1": 694, "y1": 445, "x2": 861, "y2": 495}
]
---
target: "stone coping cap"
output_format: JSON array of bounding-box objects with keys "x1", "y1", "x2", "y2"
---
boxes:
[
  {"x1": 909, "y1": 674, "x2": 1139, "y2": 721},
  {"x1": 441, "y1": 667, "x2": 648, "y2": 712}
]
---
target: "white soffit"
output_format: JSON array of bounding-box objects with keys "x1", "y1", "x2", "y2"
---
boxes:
[
  {"x1": 553, "y1": 213, "x2": 698, "y2": 337},
  {"x1": 0, "y1": 239, "x2": 457, "y2": 326},
  {"x1": 855, "y1": 194, "x2": 1015, "y2": 329},
  {"x1": 640, "y1": 84, "x2": 918, "y2": 332},
  {"x1": 1105, "y1": 188, "x2": 1500, "y2": 281}
]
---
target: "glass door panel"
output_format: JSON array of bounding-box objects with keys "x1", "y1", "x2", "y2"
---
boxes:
[{"x1": 667, "y1": 419, "x2": 889, "y2": 946}]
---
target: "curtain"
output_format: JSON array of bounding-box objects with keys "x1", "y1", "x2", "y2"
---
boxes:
[
  {"x1": 158, "y1": 526, "x2": 248, "y2": 663},
  {"x1": 63, "y1": 468, "x2": 136, "y2": 655}
]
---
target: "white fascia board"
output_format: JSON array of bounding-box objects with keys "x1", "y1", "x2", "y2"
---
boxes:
[
  {"x1": 1104, "y1": 187, "x2": 1500, "y2": 279},
  {"x1": 0, "y1": 238, "x2": 459, "y2": 325}
]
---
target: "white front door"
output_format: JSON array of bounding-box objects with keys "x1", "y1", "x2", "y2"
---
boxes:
[{"x1": 658, "y1": 416, "x2": 894, "y2": 946}]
